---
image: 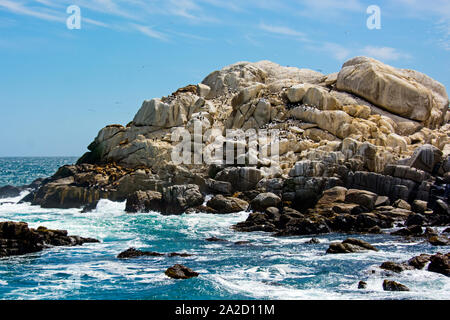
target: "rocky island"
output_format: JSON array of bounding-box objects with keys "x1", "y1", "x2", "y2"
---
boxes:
[{"x1": 2, "y1": 57, "x2": 449, "y2": 282}]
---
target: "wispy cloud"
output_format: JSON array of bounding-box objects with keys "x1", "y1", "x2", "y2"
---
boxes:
[
  {"x1": 360, "y1": 46, "x2": 411, "y2": 61},
  {"x1": 131, "y1": 23, "x2": 168, "y2": 41},
  {"x1": 0, "y1": 0, "x2": 63, "y2": 22},
  {"x1": 259, "y1": 23, "x2": 307, "y2": 39}
]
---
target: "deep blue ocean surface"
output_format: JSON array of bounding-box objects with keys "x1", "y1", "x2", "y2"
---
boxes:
[{"x1": 0, "y1": 158, "x2": 448, "y2": 300}]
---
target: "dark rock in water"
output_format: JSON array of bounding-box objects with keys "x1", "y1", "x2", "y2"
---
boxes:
[
  {"x1": 391, "y1": 225, "x2": 423, "y2": 237},
  {"x1": 306, "y1": 238, "x2": 320, "y2": 244},
  {"x1": 234, "y1": 241, "x2": 252, "y2": 246},
  {"x1": 125, "y1": 190, "x2": 163, "y2": 213},
  {"x1": 0, "y1": 221, "x2": 99, "y2": 258},
  {"x1": 81, "y1": 201, "x2": 99, "y2": 213},
  {"x1": 358, "y1": 281, "x2": 367, "y2": 289},
  {"x1": 18, "y1": 192, "x2": 35, "y2": 204},
  {"x1": 125, "y1": 185, "x2": 204, "y2": 215},
  {"x1": 383, "y1": 280, "x2": 410, "y2": 291},
  {"x1": 427, "y1": 253, "x2": 450, "y2": 276},
  {"x1": 405, "y1": 214, "x2": 425, "y2": 227},
  {"x1": 205, "y1": 237, "x2": 228, "y2": 242},
  {"x1": 206, "y1": 195, "x2": 248, "y2": 213},
  {"x1": 168, "y1": 252, "x2": 194, "y2": 257},
  {"x1": 161, "y1": 185, "x2": 204, "y2": 215},
  {"x1": 380, "y1": 261, "x2": 413, "y2": 273},
  {"x1": 428, "y1": 235, "x2": 449, "y2": 246},
  {"x1": 117, "y1": 248, "x2": 165, "y2": 259},
  {"x1": 0, "y1": 186, "x2": 22, "y2": 199},
  {"x1": 165, "y1": 264, "x2": 199, "y2": 279},
  {"x1": 443, "y1": 228, "x2": 450, "y2": 233},
  {"x1": 408, "y1": 254, "x2": 432, "y2": 269},
  {"x1": 250, "y1": 192, "x2": 281, "y2": 211},
  {"x1": 326, "y1": 238, "x2": 378, "y2": 254}
]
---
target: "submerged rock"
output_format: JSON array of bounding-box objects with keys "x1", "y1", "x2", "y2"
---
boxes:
[
  {"x1": 165, "y1": 264, "x2": 199, "y2": 279},
  {"x1": 0, "y1": 221, "x2": 99, "y2": 258}
]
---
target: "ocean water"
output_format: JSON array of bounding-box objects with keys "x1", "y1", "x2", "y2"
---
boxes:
[{"x1": 0, "y1": 157, "x2": 449, "y2": 300}]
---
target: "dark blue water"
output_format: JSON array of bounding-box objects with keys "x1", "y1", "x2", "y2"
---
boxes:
[{"x1": 0, "y1": 158, "x2": 448, "y2": 300}]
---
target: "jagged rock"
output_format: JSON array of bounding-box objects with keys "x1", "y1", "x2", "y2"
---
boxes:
[
  {"x1": 383, "y1": 280, "x2": 410, "y2": 291},
  {"x1": 0, "y1": 221, "x2": 99, "y2": 258},
  {"x1": 399, "y1": 144, "x2": 443, "y2": 173},
  {"x1": 427, "y1": 253, "x2": 450, "y2": 276},
  {"x1": 0, "y1": 185, "x2": 22, "y2": 199},
  {"x1": 250, "y1": 193, "x2": 281, "y2": 211},
  {"x1": 336, "y1": 56, "x2": 448, "y2": 128},
  {"x1": 326, "y1": 238, "x2": 378, "y2": 254},
  {"x1": 165, "y1": 264, "x2": 199, "y2": 279},
  {"x1": 161, "y1": 185, "x2": 204, "y2": 215},
  {"x1": 206, "y1": 195, "x2": 249, "y2": 213},
  {"x1": 205, "y1": 179, "x2": 232, "y2": 195},
  {"x1": 125, "y1": 190, "x2": 163, "y2": 213},
  {"x1": 215, "y1": 167, "x2": 263, "y2": 192}
]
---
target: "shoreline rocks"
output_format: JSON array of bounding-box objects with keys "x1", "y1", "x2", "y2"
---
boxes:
[{"x1": 0, "y1": 221, "x2": 99, "y2": 258}]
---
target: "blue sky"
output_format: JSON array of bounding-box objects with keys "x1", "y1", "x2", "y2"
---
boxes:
[{"x1": 0, "y1": 0, "x2": 449, "y2": 157}]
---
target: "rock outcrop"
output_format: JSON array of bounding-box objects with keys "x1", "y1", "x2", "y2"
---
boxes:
[
  {"x1": 0, "y1": 221, "x2": 99, "y2": 258},
  {"x1": 17, "y1": 57, "x2": 449, "y2": 230}
]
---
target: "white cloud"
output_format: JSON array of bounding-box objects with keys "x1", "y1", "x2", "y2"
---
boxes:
[{"x1": 361, "y1": 46, "x2": 411, "y2": 61}]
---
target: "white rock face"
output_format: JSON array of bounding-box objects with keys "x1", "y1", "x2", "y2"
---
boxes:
[
  {"x1": 201, "y1": 60, "x2": 323, "y2": 99},
  {"x1": 336, "y1": 56, "x2": 449, "y2": 128}
]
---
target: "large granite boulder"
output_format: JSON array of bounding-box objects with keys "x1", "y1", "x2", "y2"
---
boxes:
[{"x1": 336, "y1": 56, "x2": 449, "y2": 128}]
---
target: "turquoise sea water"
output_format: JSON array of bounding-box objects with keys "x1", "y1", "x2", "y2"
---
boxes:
[{"x1": 0, "y1": 158, "x2": 449, "y2": 300}]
